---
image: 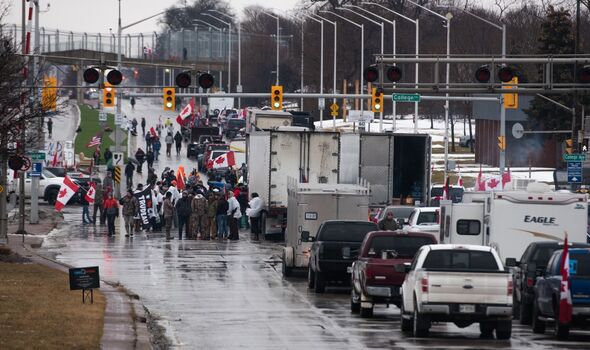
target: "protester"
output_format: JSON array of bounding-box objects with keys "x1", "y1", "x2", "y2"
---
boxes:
[
  {"x1": 216, "y1": 194, "x2": 229, "y2": 240},
  {"x1": 104, "y1": 147, "x2": 113, "y2": 164},
  {"x1": 125, "y1": 161, "x2": 135, "y2": 189},
  {"x1": 133, "y1": 184, "x2": 145, "y2": 232},
  {"x1": 103, "y1": 193, "x2": 119, "y2": 236},
  {"x1": 93, "y1": 147, "x2": 101, "y2": 166},
  {"x1": 191, "y1": 192, "x2": 208, "y2": 239},
  {"x1": 146, "y1": 149, "x2": 155, "y2": 169},
  {"x1": 174, "y1": 131, "x2": 183, "y2": 155},
  {"x1": 248, "y1": 193, "x2": 263, "y2": 240},
  {"x1": 145, "y1": 131, "x2": 152, "y2": 151},
  {"x1": 227, "y1": 191, "x2": 242, "y2": 241},
  {"x1": 92, "y1": 182, "x2": 105, "y2": 225},
  {"x1": 81, "y1": 186, "x2": 93, "y2": 224},
  {"x1": 175, "y1": 191, "x2": 192, "y2": 240},
  {"x1": 120, "y1": 189, "x2": 139, "y2": 237},
  {"x1": 378, "y1": 211, "x2": 399, "y2": 231},
  {"x1": 147, "y1": 167, "x2": 157, "y2": 186},
  {"x1": 163, "y1": 192, "x2": 174, "y2": 239},
  {"x1": 152, "y1": 137, "x2": 161, "y2": 161},
  {"x1": 141, "y1": 117, "x2": 146, "y2": 135},
  {"x1": 103, "y1": 171, "x2": 114, "y2": 197},
  {"x1": 237, "y1": 185, "x2": 249, "y2": 229},
  {"x1": 135, "y1": 148, "x2": 145, "y2": 174},
  {"x1": 207, "y1": 191, "x2": 218, "y2": 240},
  {"x1": 47, "y1": 118, "x2": 53, "y2": 137},
  {"x1": 165, "y1": 132, "x2": 174, "y2": 157}
]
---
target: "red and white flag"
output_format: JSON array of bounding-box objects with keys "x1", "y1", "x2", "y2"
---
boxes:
[
  {"x1": 559, "y1": 233, "x2": 573, "y2": 324},
  {"x1": 457, "y1": 166, "x2": 464, "y2": 187},
  {"x1": 476, "y1": 164, "x2": 486, "y2": 191},
  {"x1": 502, "y1": 167, "x2": 512, "y2": 189},
  {"x1": 443, "y1": 177, "x2": 450, "y2": 200},
  {"x1": 207, "y1": 151, "x2": 236, "y2": 170},
  {"x1": 84, "y1": 182, "x2": 96, "y2": 204},
  {"x1": 55, "y1": 176, "x2": 79, "y2": 212},
  {"x1": 176, "y1": 98, "x2": 194, "y2": 125},
  {"x1": 485, "y1": 176, "x2": 502, "y2": 191},
  {"x1": 86, "y1": 133, "x2": 102, "y2": 148}
]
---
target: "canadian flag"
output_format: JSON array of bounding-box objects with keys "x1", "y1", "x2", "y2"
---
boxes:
[
  {"x1": 457, "y1": 166, "x2": 463, "y2": 187},
  {"x1": 476, "y1": 165, "x2": 486, "y2": 191},
  {"x1": 176, "y1": 98, "x2": 194, "y2": 125},
  {"x1": 55, "y1": 176, "x2": 79, "y2": 212},
  {"x1": 559, "y1": 233, "x2": 573, "y2": 324},
  {"x1": 85, "y1": 182, "x2": 96, "y2": 204},
  {"x1": 485, "y1": 176, "x2": 502, "y2": 191},
  {"x1": 207, "y1": 151, "x2": 236, "y2": 170},
  {"x1": 501, "y1": 167, "x2": 512, "y2": 189}
]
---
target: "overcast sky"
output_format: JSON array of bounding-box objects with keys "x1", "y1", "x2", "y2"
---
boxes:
[{"x1": 5, "y1": 0, "x2": 303, "y2": 34}]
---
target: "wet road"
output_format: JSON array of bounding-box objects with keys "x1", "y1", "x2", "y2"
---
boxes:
[{"x1": 39, "y1": 209, "x2": 590, "y2": 349}]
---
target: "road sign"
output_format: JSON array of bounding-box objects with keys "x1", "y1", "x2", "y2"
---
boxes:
[
  {"x1": 115, "y1": 112, "x2": 123, "y2": 126},
  {"x1": 512, "y1": 123, "x2": 524, "y2": 139},
  {"x1": 27, "y1": 152, "x2": 46, "y2": 161},
  {"x1": 113, "y1": 166, "x2": 121, "y2": 184},
  {"x1": 563, "y1": 153, "x2": 587, "y2": 162},
  {"x1": 112, "y1": 152, "x2": 124, "y2": 166},
  {"x1": 392, "y1": 93, "x2": 421, "y2": 103},
  {"x1": 30, "y1": 162, "x2": 43, "y2": 177},
  {"x1": 0, "y1": 185, "x2": 3, "y2": 193},
  {"x1": 330, "y1": 103, "x2": 339, "y2": 117},
  {"x1": 236, "y1": 85, "x2": 243, "y2": 93},
  {"x1": 567, "y1": 161, "x2": 583, "y2": 183},
  {"x1": 318, "y1": 98, "x2": 325, "y2": 110},
  {"x1": 99, "y1": 111, "x2": 107, "y2": 122}
]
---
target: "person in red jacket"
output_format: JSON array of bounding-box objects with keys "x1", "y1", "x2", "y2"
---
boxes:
[{"x1": 103, "y1": 193, "x2": 119, "y2": 236}]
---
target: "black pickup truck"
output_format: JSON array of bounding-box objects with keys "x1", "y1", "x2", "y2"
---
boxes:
[{"x1": 307, "y1": 220, "x2": 378, "y2": 293}]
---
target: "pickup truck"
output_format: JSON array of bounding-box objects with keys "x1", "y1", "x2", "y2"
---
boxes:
[
  {"x1": 350, "y1": 231, "x2": 437, "y2": 318},
  {"x1": 402, "y1": 207, "x2": 440, "y2": 235},
  {"x1": 399, "y1": 244, "x2": 514, "y2": 339},
  {"x1": 532, "y1": 248, "x2": 590, "y2": 340},
  {"x1": 308, "y1": 220, "x2": 378, "y2": 293},
  {"x1": 513, "y1": 241, "x2": 590, "y2": 325}
]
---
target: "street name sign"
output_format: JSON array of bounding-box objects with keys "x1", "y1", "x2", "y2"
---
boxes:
[
  {"x1": 563, "y1": 153, "x2": 586, "y2": 162},
  {"x1": 27, "y1": 152, "x2": 46, "y2": 161},
  {"x1": 392, "y1": 93, "x2": 421, "y2": 103}
]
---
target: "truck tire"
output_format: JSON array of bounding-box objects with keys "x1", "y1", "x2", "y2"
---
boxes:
[
  {"x1": 519, "y1": 300, "x2": 533, "y2": 325},
  {"x1": 532, "y1": 301, "x2": 546, "y2": 334},
  {"x1": 413, "y1": 297, "x2": 430, "y2": 338},
  {"x1": 45, "y1": 187, "x2": 59, "y2": 205},
  {"x1": 314, "y1": 270, "x2": 325, "y2": 293},
  {"x1": 479, "y1": 322, "x2": 494, "y2": 339},
  {"x1": 350, "y1": 289, "x2": 360, "y2": 313},
  {"x1": 307, "y1": 268, "x2": 315, "y2": 289},
  {"x1": 360, "y1": 305, "x2": 373, "y2": 318},
  {"x1": 495, "y1": 320, "x2": 512, "y2": 340},
  {"x1": 400, "y1": 302, "x2": 413, "y2": 332}
]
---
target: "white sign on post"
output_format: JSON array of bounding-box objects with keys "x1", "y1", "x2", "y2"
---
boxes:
[
  {"x1": 347, "y1": 110, "x2": 375, "y2": 122},
  {"x1": 115, "y1": 112, "x2": 123, "y2": 126},
  {"x1": 318, "y1": 98, "x2": 325, "y2": 110},
  {"x1": 99, "y1": 111, "x2": 107, "y2": 122},
  {"x1": 112, "y1": 152, "x2": 124, "y2": 166}
]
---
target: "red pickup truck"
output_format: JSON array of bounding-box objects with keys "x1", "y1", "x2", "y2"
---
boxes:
[{"x1": 350, "y1": 231, "x2": 437, "y2": 318}]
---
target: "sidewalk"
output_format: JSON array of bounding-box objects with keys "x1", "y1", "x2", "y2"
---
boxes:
[{"x1": 3, "y1": 216, "x2": 152, "y2": 350}]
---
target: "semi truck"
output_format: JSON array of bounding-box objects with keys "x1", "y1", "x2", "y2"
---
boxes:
[
  {"x1": 247, "y1": 128, "x2": 341, "y2": 239},
  {"x1": 339, "y1": 132, "x2": 432, "y2": 208}
]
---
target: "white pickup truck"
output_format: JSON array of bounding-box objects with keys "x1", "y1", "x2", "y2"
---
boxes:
[
  {"x1": 398, "y1": 244, "x2": 514, "y2": 339},
  {"x1": 402, "y1": 207, "x2": 440, "y2": 235}
]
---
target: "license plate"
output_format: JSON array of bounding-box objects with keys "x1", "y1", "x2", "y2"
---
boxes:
[
  {"x1": 459, "y1": 304, "x2": 475, "y2": 313},
  {"x1": 347, "y1": 266, "x2": 352, "y2": 273}
]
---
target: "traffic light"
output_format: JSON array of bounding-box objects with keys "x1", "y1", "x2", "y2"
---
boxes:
[
  {"x1": 106, "y1": 69, "x2": 123, "y2": 85},
  {"x1": 475, "y1": 65, "x2": 491, "y2": 83},
  {"x1": 386, "y1": 66, "x2": 402, "y2": 82},
  {"x1": 371, "y1": 87, "x2": 383, "y2": 113},
  {"x1": 103, "y1": 82, "x2": 115, "y2": 107},
  {"x1": 83, "y1": 68, "x2": 100, "y2": 84},
  {"x1": 565, "y1": 138, "x2": 574, "y2": 154},
  {"x1": 579, "y1": 65, "x2": 590, "y2": 84},
  {"x1": 363, "y1": 66, "x2": 379, "y2": 83},
  {"x1": 497, "y1": 136, "x2": 506, "y2": 151},
  {"x1": 271, "y1": 85, "x2": 283, "y2": 110},
  {"x1": 163, "y1": 87, "x2": 175, "y2": 111},
  {"x1": 198, "y1": 73, "x2": 215, "y2": 89},
  {"x1": 503, "y1": 77, "x2": 518, "y2": 109},
  {"x1": 498, "y1": 66, "x2": 515, "y2": 83}
]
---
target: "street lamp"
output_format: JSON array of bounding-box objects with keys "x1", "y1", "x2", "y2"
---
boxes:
[
  {"x1": 203, "y1": 13, "x2": 232, "y2": 94},
  {"x1": 193, "y1": 20, "x2": 223, "y2": 88},
  {"x1": 300, "y1": 14, "x2": 324, "y2": 127},
  {"x1": 319, "y1": 10, "x2": 364, "y2": 115},
  {"x1": 311, "y1": 14, "x2": 337, "y2": 131},
  {"x1": 260, "y1": 10, "x2": 280, "y2": 85},
  {"x1": 362, "y1": 2, "x2": 420, "y2": 134}
]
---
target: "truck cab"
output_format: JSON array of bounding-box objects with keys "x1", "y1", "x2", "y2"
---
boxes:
[{"x1": 402, "y1": 207, "x2": 440, "y2": 235}]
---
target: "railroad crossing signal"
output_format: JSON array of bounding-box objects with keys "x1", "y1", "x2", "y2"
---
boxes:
[
  {"x1": 497, "y1": 136, "x2": 506, "y2": 151},
  {"x1": 371, "y1": 88, "x2": 383, "y2": 113},
  {"x1": 163, "y1": 87, "x2": 175, "y2": 111},
  {"x1": 103, "y1": 82, "x2": 115, "y2": 107},
  {"x1": 113, "y1": 166, "x2": 121, "y2": 184},
  {"x1": 271, "y1": 85, "x2": 283, "y2": 110}
]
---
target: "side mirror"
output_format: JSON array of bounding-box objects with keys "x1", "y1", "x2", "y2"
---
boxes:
[
  {"x1": 395, "y1": 263, "x2": 410, "y2": 273},
  {"x1": 505, "y1": 258, "x2": 517, "y2": 267},
  {"x1": 300, "y1": 231, "x2": 313, "y2": 242}
]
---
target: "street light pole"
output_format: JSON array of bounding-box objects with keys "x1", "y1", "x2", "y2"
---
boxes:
[
  {"x1": 203, "y1": 13, "x2": 231, "y2": 93},
  {"x1": 260, "y1": 11, "x2": 280, "y2": 85},
  {"x1": 311, "y1": 14, "x2": 337, "y2": 130},
  {"x1": 301, "y1": 14, "x2": 324, "y2": 127}
]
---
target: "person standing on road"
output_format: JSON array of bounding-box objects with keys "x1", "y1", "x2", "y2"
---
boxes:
[
  {"x1": 125, "y1": 161, "x2": 135, "y2": 190},
  {"x1": 141, "y1": 117, "x2": 146, "y2": 136},
  {"x1": 103, "y1": 193, "x2": 119, "y2": 236},
  {"x1": 207, "y1": 191, "x2": 218, "y2": 240},
  {"x1": 135, "y1": 148, "x2": 145, "y2": 174},
  {"x1": 121, "y1": 189, "x2": 139, "y2": 237},
  {"x1": 145, "y1": 131, "x2": 152, "y2": 152},
  {"x1": 165, "y1": 132, "x2": 173, "y2": 157},
  {"x1": 227, "y1": 191, "x2": 241, "y2": 241},
  {"x1": 175, "y1": 191, "x2": 192, "y2": 240},
  {"x1": 103, "y1": 171, "x2": 114, "y2": 198},
  {"x1": 378, "y1": 211, "x2": 399, "y2": 231},
  {"x1": 163, "y1": 192, "x2": 174, "y2": 239},
  {"x1": 81, "y1": 186, "x2": 93, "y2": 224},
  {"x1": 237, "y1": 185, "x2": 249, "y2": 229},
  {"x1": 92, "y1": 182, "x2": 105, "y2": 225},
  {"x1": 47, "y1": 118, "x2": 53, "y2": 138},
  {"x1": 191, "y1": 193, "x2": 208, "y2": 239},
  {"x1": 130, "y1": 97, "x2": 136, "y2": 110},
  {"x1": 146, "y1": 149, "x2": 155, "y2": 170},
  {"x1": 152, "y1": 137, "x2": 161, "y2": 161},
  {"x1": 216, "y1": 194, "x2": 229, "y2": 240},
  {"x1": 174, "y1": 131, "x2": 183, "y2": 155},
  {"x1": 104, "y1": 147, "x2": 113, "y2": 164},
  {"x1": 248, "y1": 193, "x2": 263, "y2": 241}
]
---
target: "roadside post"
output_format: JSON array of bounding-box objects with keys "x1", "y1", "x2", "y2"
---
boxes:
[{"x1": 28, "y1": 151, "x2": 45, "y2": 224}]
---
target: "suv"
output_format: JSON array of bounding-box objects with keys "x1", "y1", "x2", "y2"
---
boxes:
[
  {"x1": 224, "y1": 118, "x2": 246, "y2": 139},
  {"x1": 307, "y1": 220, "x2": 378, "y2": 293},
  {"x1": 513, "y1": 241, "x2": 590, "y2": 325}
]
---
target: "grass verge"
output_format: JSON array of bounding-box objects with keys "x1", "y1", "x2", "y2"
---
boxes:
[
  {"x1": 75, "y1": 105, "x2": 126, "y2": 160},
  {"x1": 0, "y1": 262, "x2": 105, "y2": 349}
]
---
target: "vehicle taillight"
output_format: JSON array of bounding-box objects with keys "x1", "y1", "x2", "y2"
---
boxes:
[
  {"x1": 507, "y1": 280, "x2": 513, "y2": 296},
  {"x1": 526, "y1": 277, "x2": 534, "y2": 287},
  {"x1": 421, "y1": 277, "x2": 428, "y2": 293}
]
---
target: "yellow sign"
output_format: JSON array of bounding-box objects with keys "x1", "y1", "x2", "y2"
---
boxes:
[
  {"x1": 503, "y1": 77, "x2": 518, "y2": 109},
  {"x1": 497, "y1": 136, "x2": 506, "y2": 151},
  {"x1": 42, "y1": 76, "x2": 57, "y2": 112},
  {"x1": 113, "y1": 166, "x2": 121, "y2": 184},
  {"x1": 330, "y1": 103, "x2": 339, "y2": 117},
  {"x1": 0, "y1": 185, "x2": 3, "y2": 193}
]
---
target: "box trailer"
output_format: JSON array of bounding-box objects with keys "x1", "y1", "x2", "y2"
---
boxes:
[
  {"x1": 339, "y1": 132, "x2": 432, "y2": 207},
  {"x1": 283, "y1": 178, "x2": 371, "y2": 275},
  {"x1": 247, "y1": 129, "x2": 340, "y2": 238},
  {"x1": 439, "y1": 183, "x2": 589, "y2": 260}
]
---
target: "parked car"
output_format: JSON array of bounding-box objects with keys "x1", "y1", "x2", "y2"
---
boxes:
[
  {"x1": 399, "y1": 244, "x2": 514, "y2": 339},
  {"x1": 307, "y1": 220, "x2": 378, "y2": 293},
  {"x1": 532, "y1": 247, "x2": 590, "y2": 340},
  {"x1": 513, "y1": 241, "x2": 590, "y2": 325},
  {"x1": 402, "y1": 207, "x2": 440, "y2": 235},
  {"x1": 224, "y1": 118, "x2": 246, "y2": 139},
  {"x1": 373, "y1": 205, "x2": 415, "y2": 228},
  {"x1": 459, "y1": 134, "x2": 475, "y2": 148},
  {"x1": 351, "y1": 231, "x2": 437, "y2": 317}
]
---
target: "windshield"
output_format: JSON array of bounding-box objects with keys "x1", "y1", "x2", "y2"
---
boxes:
[
  {"x1": 417, "y1": 211, "x2": 438, "y2": 225},
  {"x1": 368, "y1": 236, "x2": 434, "y2": 258},
  {"x1": 423, "y1": 250, "x2": 500, "y2": 271},
  {"x1": 318, "y1": 222, "x2": 377, "y2": 242},
  {"x1": 431, "y1": 187, "x2": 464, "y2": 202}
]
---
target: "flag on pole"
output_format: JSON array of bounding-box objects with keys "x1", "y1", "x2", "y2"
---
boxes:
[
  {"x1": 207, "y1": 151, "x2": 236, "y2": 170},
  {"x1": 457, "y1": 166, "x2": 464, "y2": 187},
  {"x1": 502, "y1": 167, "x2": 512, "y2": 189},
  {"x1": 55, "y1": 176, "x2": 79, "y2": 212},
  {"x1": 176, "y1": 166, "x2": 186, "y2": 191},
  {"x1": 443, "y1": 177, "x2": 450, "y2": 200},
  {"x1": 559, "y1": 233, "x2": 573, "y2": 324},
  {"x1": 86, "y1": 133, "x2": 102, "y2": 148},
  {"x1": 477, "y1": 164, "x2": 486, "y2": 191},
  {"x1": 84, "y1": 182, "x2": 96, "y2": 204},
  {"x1": 176, "y1": 98, "x2": 195, "y2": 125}
]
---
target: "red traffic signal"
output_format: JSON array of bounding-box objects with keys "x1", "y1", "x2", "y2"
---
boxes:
[
  {"x1": 386, "y1": 66, "x2": 402, "y2": 82},
  {"x1": 106, "y1": 69, "x2": 123, "y2": 85},
  {"x1": 83, "y1": 68, "x2": 100, "y2": 84},
  {"x1": 175, "y1": 72, "x2": 192, "y2": 88},
  {"x1": 579, "y1": 65, "x2": 590, "y2": 84},
  {"x1": 475, "y1": 66, "x2": 491, "y2": 83},
  {"x1": 198, "y1": 73, "x2": 214, "y2": 89},
  {"x1": 363, "y1": 66, "x2": 379, "y2": 83},
  {"x1": 498, "y1": 66, "x2": 515, "y2": 83}
]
